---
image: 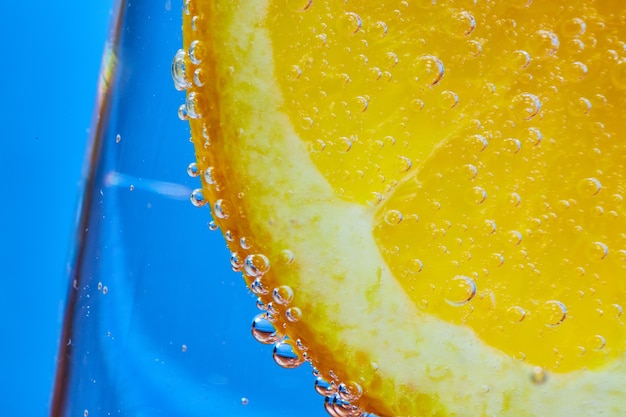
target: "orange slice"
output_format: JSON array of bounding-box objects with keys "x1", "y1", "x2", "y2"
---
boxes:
[{"x1": 175, "y1": 0, "x2": 626, "y2": 415}]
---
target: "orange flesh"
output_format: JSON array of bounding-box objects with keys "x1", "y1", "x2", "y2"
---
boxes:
[
  {"x1": 180, "y1": 0, "x2": 626, "y2": 414},
  {"x1": 268, "y1": 0, "x2": 626, "y2": 372}
]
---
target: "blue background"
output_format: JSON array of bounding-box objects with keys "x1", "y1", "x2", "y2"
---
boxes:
[{"x1": 0, "y1": 1, "x2": 114, "y2": 415}]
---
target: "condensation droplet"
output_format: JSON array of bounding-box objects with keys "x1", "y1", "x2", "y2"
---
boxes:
[
  {"x1": 244, "y1": 254, "x2": 270, "y2": 277},
  {"x1": 445, "y1": 275, "x2": 477, "y2": 306}
]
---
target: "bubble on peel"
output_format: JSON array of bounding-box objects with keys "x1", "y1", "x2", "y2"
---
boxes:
[
  {"x1": 338, "y1": 381, "x2": 363, "y2": 402},
  {"x1": 506, "y1": 305, "x2": 526, "y2": 322},
  {"x1": 272, "y1": 285, "x2": 294, "y2": 305},
  {"x1": 190, "y1": 188, "x2": 206, "y2": 207},
  {"x1": 230, "y1": 252, "x2": 243, "y2": 272},
  {"x1": 587, "y1": 334, "x2": 606, "y2": 351},
  {"x1": 511, "y1": 93, "x2": 541, "y2": 121},
  {"x1": 531, "y1": 366, "x2": 547, "y2": 384},
  {"x1": 171, "y1": 49, "x2": 191, "y2": 91},
  {"x1": 407, "y1": 258, "x2": 423, "y2": 274},
  {"x1": 577, "y1": 177, "x2": 601, "y2": 197},
  {"x1": 467, "y1": 134, "x2": 488, "y2": 152},
  {"x1": 251, "y1": 313, "x2": 282, "y2": 344},
  {"x1": 185, "y1": 92, "x2": 203, "y2": 119},
  {"x1": 315, "y1": 377, "x2": 336, "y2": 396},
  {"x1": 273, "y1": 340, "x2": 304, "y2": 368},
  {"x1": 193, "y1": 68, "x2": 207, "y2": 87},
  {"x1": 542, "y1": 300, "x2": 567, "y2": 327},
  {"x1": 244, "y1": 254, "x2": 270, "y2": 277},
  {"x1": 413, "y1": 55, "x2": 444, "y2": 86},
  {"x1": 213, "y1": 199, "x2": 233, "y2": 219},
  {"x1": 286, "y1": 307, "x2": 302, "y2": 322},
  {"x1": 188, "y1": 40, "x2": 206, "y2": 65},
  {"x1": 187, "y1": 162, "x2": 199, "y2": 177},
  {"x1": 279, "y1": 249, "x2": 295, "y2": 265},
  {"x1": 469, "y1": 186, "x2": 487, "y2": 204},
  {"x1": 178, "y1": 103, "x2": 189, "y2": 120},
  {"x1": 445, "y1": 275, "x2": 476, "y2": 306},
  {"x1": 285, "y1": 0, "x2": 312, "y2": 11},
  {"x1": 340, "y1": 12, "x2": 362, "y2": 34},
  {"x1": 203, "y1": 166, "x2": 217, "y2": 185},
  {"x1": 570, "y1": 97, "x2": 591, "y2": 115},
  {"x1": 251, "y1": 278, "x2": 269, "y2": 295},
  {"x1": 208, "y1": 221, "x2": 218, "y2": 231},
  {"x1": 384, "y1": 210, "x2": 403, "y2": 225}
]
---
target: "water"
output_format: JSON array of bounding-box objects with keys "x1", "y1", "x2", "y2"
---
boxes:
[{"x1": 52, "y1": 1, "x2": 323, "y2": 415}]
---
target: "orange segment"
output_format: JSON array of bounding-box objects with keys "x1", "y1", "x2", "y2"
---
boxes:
[{"x1": 177, "y1": 0, "x2": 626, "y2": 415}]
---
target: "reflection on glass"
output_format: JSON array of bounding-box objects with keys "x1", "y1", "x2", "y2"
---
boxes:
[{"x1": 51, "y1": 1, "x2": 322, "y2": 415}]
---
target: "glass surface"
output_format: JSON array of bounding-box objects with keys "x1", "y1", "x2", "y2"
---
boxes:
[{"x1": 51, "y1": 1, "x2": 323, "y2": 415}]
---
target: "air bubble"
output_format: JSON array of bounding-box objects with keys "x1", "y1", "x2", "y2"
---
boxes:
[
  {"x1": 251, "y1": 313, "x2": 282, "y2": 344},
  {"x1": 374, "y1": 21, "x2": 388, "y2": 39},
  {"x1": 441, "y1": 90, "x2": 459, "y2": 108},
  {"x1": 449, "y1": 10, "x2": 476, "y2": 37},
  {"x1": 587, "y1": 241, "x2": 608, "y2": 260},
  {"x1": 530, "y1": 30, "x2": 560, "y2": 58},
  {"x1": 187, "y1": 162, "x2": 199, "y2": 177},
  {"x1": 490, "y1": 253, "x2": 505, "y2": 267},
  {"x1": 564, "y1": 61, "x2": 588, "y2": 82},
  {"x1": 542, "y1": 300, "x2": 567, "y2": 327},
  {"x1": 511, "y1": 93, "x2": 541, "y2": 121},
  {"x1": 204, "y1": 167, "x2": 216, "y2": 184},
  {"x1": 386, "y1": 51, "x2": 399, "y2": 68},
  {"x1": 230, "y1": 252, "x2": 243, "y2": 271},
  {"x1": 279, "y1": 249, "x2": 295, "y2": 265},
  {"x1": 352, "y1": 96, "x2": 369, "y2": 112},
  {"x1": 413, "y1": 55, "x2": 444, "y2": 86},
  {"x1": 193, "y1": 68, "x2": 207, "y2": 87},
  {"x1": 509, "y1": 50, "x2": 531, "y2": 69},
  {"x1": 577, "y1": 177, "x2": 601, "y2": 197},
  {"x1": 384, "y1": 210, "x2": 403, "y2": 225},
  {"x1": 251, "y1": 278, "x2": 269, "y2": 295},
  {"x1": 337, "y1": 381, "x2": 363, "y2": 402},
  {"x1": 285, "y1": 0, "x2": 312, "y2": 11},
  {"x1": 185, "y1": 92, "x2": 203, "y2": 119},
  {"x1": 508, "y1": 230, "x2": 523, "y2": 246},
  {"x1": 244, "y1": 254, "x2": 270, "y2": 277},
  {"x1": 188, "y1": 40, "x2": 206, "y2": 65},
  {"x1": 445, "y1": 275, "x2": 477, "y2": 306},
  {"x1": 407, "y1": 259, "x2": 423, "y2": 274},
  {"x1": 115, "y1": 134, "x2": 121, "y2": 143},
  {"x1": 190, "y1": 188, "x2": 206, "y2": 207},
  {"x1": 469, "y1": 186, "x2": 487, "y2": 204},
  {"x1": 178, "y1": 104, "x2": 189, "y2": 121},
  {"x1": 466, "y1": 134, "x2": 488, "y2": 152},
  {"x1": 340, "y1": 12, "x2": 362, "y2": 34},
  {"x1": 272, "y1": 285, "x2": 294, "y2": 305},
  {"x1": 315, "y1": 377, "x2": 336, "y2": 396},
  {"x1": 286, "y1": 307, "x2": 302, "y2": 322},
  {"x1": 561, "y1": 17, "x2": 586, "y2": 38},
  {"x1": 570, "y1": 97, "x2": 591, "y2": 115},
  {"x1": 463, "y1": 164, "x2": 478, "y2": 179},
  {"x1": 587, "y1": 335, "x2": 606, "y2": 351},
  {"x1": 171, "y1": 49, "x2": 191, "y2": 91},
  {"x1": 214, "y1": 199, "x2": 233, "y2": 219},
  {"x1": 531, "y1": 366, "x2": 547, "y2": 384},
  {"x1": 273, "y1": 340, "x2": 304, "y2": 368},
  {"x1": 506, "y1": 305, "x2": 526, "y2": 322},
  {"x1": 509, "y1": 192, "x2": 521, "y2": 206}
]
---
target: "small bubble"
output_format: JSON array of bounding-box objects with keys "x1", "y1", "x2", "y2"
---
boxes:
[
  {"x1": 214, "y1": 199, "x2": 233, "y2": 219},
  {"x1": 171, "y1": 49, "x2": 191, "y2": 91},
  {"x1": 531, "y1": 366, "x2": 547, "y2": 384},
  {"x1": 178, "y1": 103, "x2": 189, "y2": 120},
  {"x1": 483, "y1": 219, "x2": 497, "y2": 234},
  {"x1": 285, "y1": 0, "x2": 312, "y2": 11},
  {"x1": 190, "y1": 188, "x2": 206, "y2": 207},
  {"x1": 384, "y1": 210, "x2": 403, "y2": 225},
  {"x1": 466, "y1": 134, "x2": 488, "y2": 152},
  {"x1": 279, "y1": 249, "x2": 295, "y2": 265},
  {"x1": 565, "y1": 61, "x2": 588, "y2": 82},
  {"x1": 286, "y1": 307, "x2": 302, "y2": 322},
  {"x1": 577, "y1": 177, "x2": 602, "y2": 197},
  {"x1": 509, "y1": 50, "x2": 531, "y2": 69},
  {"x1": 507, "y1": 230, "x2": 523, "y2": 246},
  {"x1": 300, "y1": 117, "x2": 314, "y2": 129},
  {"x1": 525, "y1": 127, "x2": 542, "y2": 145},
  {"x1": 396, "y1": 156, "x2": 413, "y2": 172},
  {"x1": 587, "y1": 335, "x2": 606, "y2": 351},
  {"x1": 208, "y1": 221, "x2": 218, "y2": 231},
  {"x1": 449, "y1": 10, "x2": 476, "y2": 38},
  {"x1": 115, "y1": 134, "x2": 121, "y2": 143},
  {"x1": 340, "y1": 12, "x2": 362, "y2": 34},
  {"x1": 506, "y1": 305, "x2": 526, "y2": 322},
  {"x1": 509, "y1": 192, "x2": 521, "y2": 206},
  {"x1": 251, "y1": 313, "x2": 282, "y2": 344},
  {"x1": 188, "y1": 40, "x2": 206, "y2": 65},
  {"x1": 193, "y1": 68, "x2": 207, "y2": 87},
  {"x1": 315, "y1": 377, "x2": 336, "y2": 396},
  {"x1": 187, "y1": 162, "x2": 199, "y2": 177},
  {"x1": 490, "y1": 253, "x2": 505, "y2": 267},
  {"x1": 230, "y1": 252, "x2": 243, "y2": 271},
  {"x1": 542, "y1": 300, "x2": 567, "y2": 327},
  {"x1": 413, "y1": 55, "x2": 444, "y2": 86},
  {"x1": 561, "y1": 17, "x2": 586, "y2": 38},
  {"x1": 445, "y1": 275, "x2": 477, "y2": 306},
  {"x1": 570, "y1": 97, "x2": 591, "y2": 115},
  {"x1": 587, "y1": 241, "x2": 608, "y2": 260},
  {"x1": 272, "y1": 285, "x2": 294, "y2": 305},
  {"x1": 407, "y1": 259, "x2": 423, "y2": 274},
  {"x1": 309, "y1": 139, "x2": 326, "y2": 152},
  {"x1": 241, "y1": 397, "x2": 249, "y2": 406},
  {"x1": 251, "y1": 278, "x2": 269, "y2": 295},
  {"x1": 386, "y1": 51, "x2": 399, "y2": 68},
  {"x1": 352, "y1": 95, "x2": 369, "y2": 112},
  {"x1": 530, "y1": 30, "x2": 560, "y2": 58},
  {"x1": 466, "y1": 39, "x2": 483, "y2": 57},
  {"x1": 288, "y1": 65, "x2": 302, "y2": 80},
  {"x1": 273, "y1": 340, "x2": 304, "y2": 368},
  {"x1": 511, "y1": 93, "x2": 541, "y2": 121},
  {"x1": 374, "y1": 21, "x2": 388, "y2": 39},
  {"x1": 84, "y1": 410, "x2": 89, "y2": 417},
  {"x1": 337, "y1": 381, "x2": 363, "y2": 402},
  {"x1": 441, "y1": 90, "x2": 459, "y2": 108},
  {"x1": 463, "y1": 164, "x2": 478, "y2": 179},
  {"x1": 469, "y1": 186, "x2": 487, "y2": 204},
  {"x1": 185, "y1": 91, "x2": 203, "y2": 119},
  {"x1": 611, "y1": 304, "x2": 623, "y2": 317},
  {"x1": 181, "y1": 344, "x2": 188, "y2": 352},
  {"x1": 97, "y1": 282, "x2": 103, "y2": 291}
]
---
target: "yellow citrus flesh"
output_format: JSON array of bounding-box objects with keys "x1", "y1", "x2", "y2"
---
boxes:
[{"x1": 180, "y1": 0, "x2": 626, "y2": 415}]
